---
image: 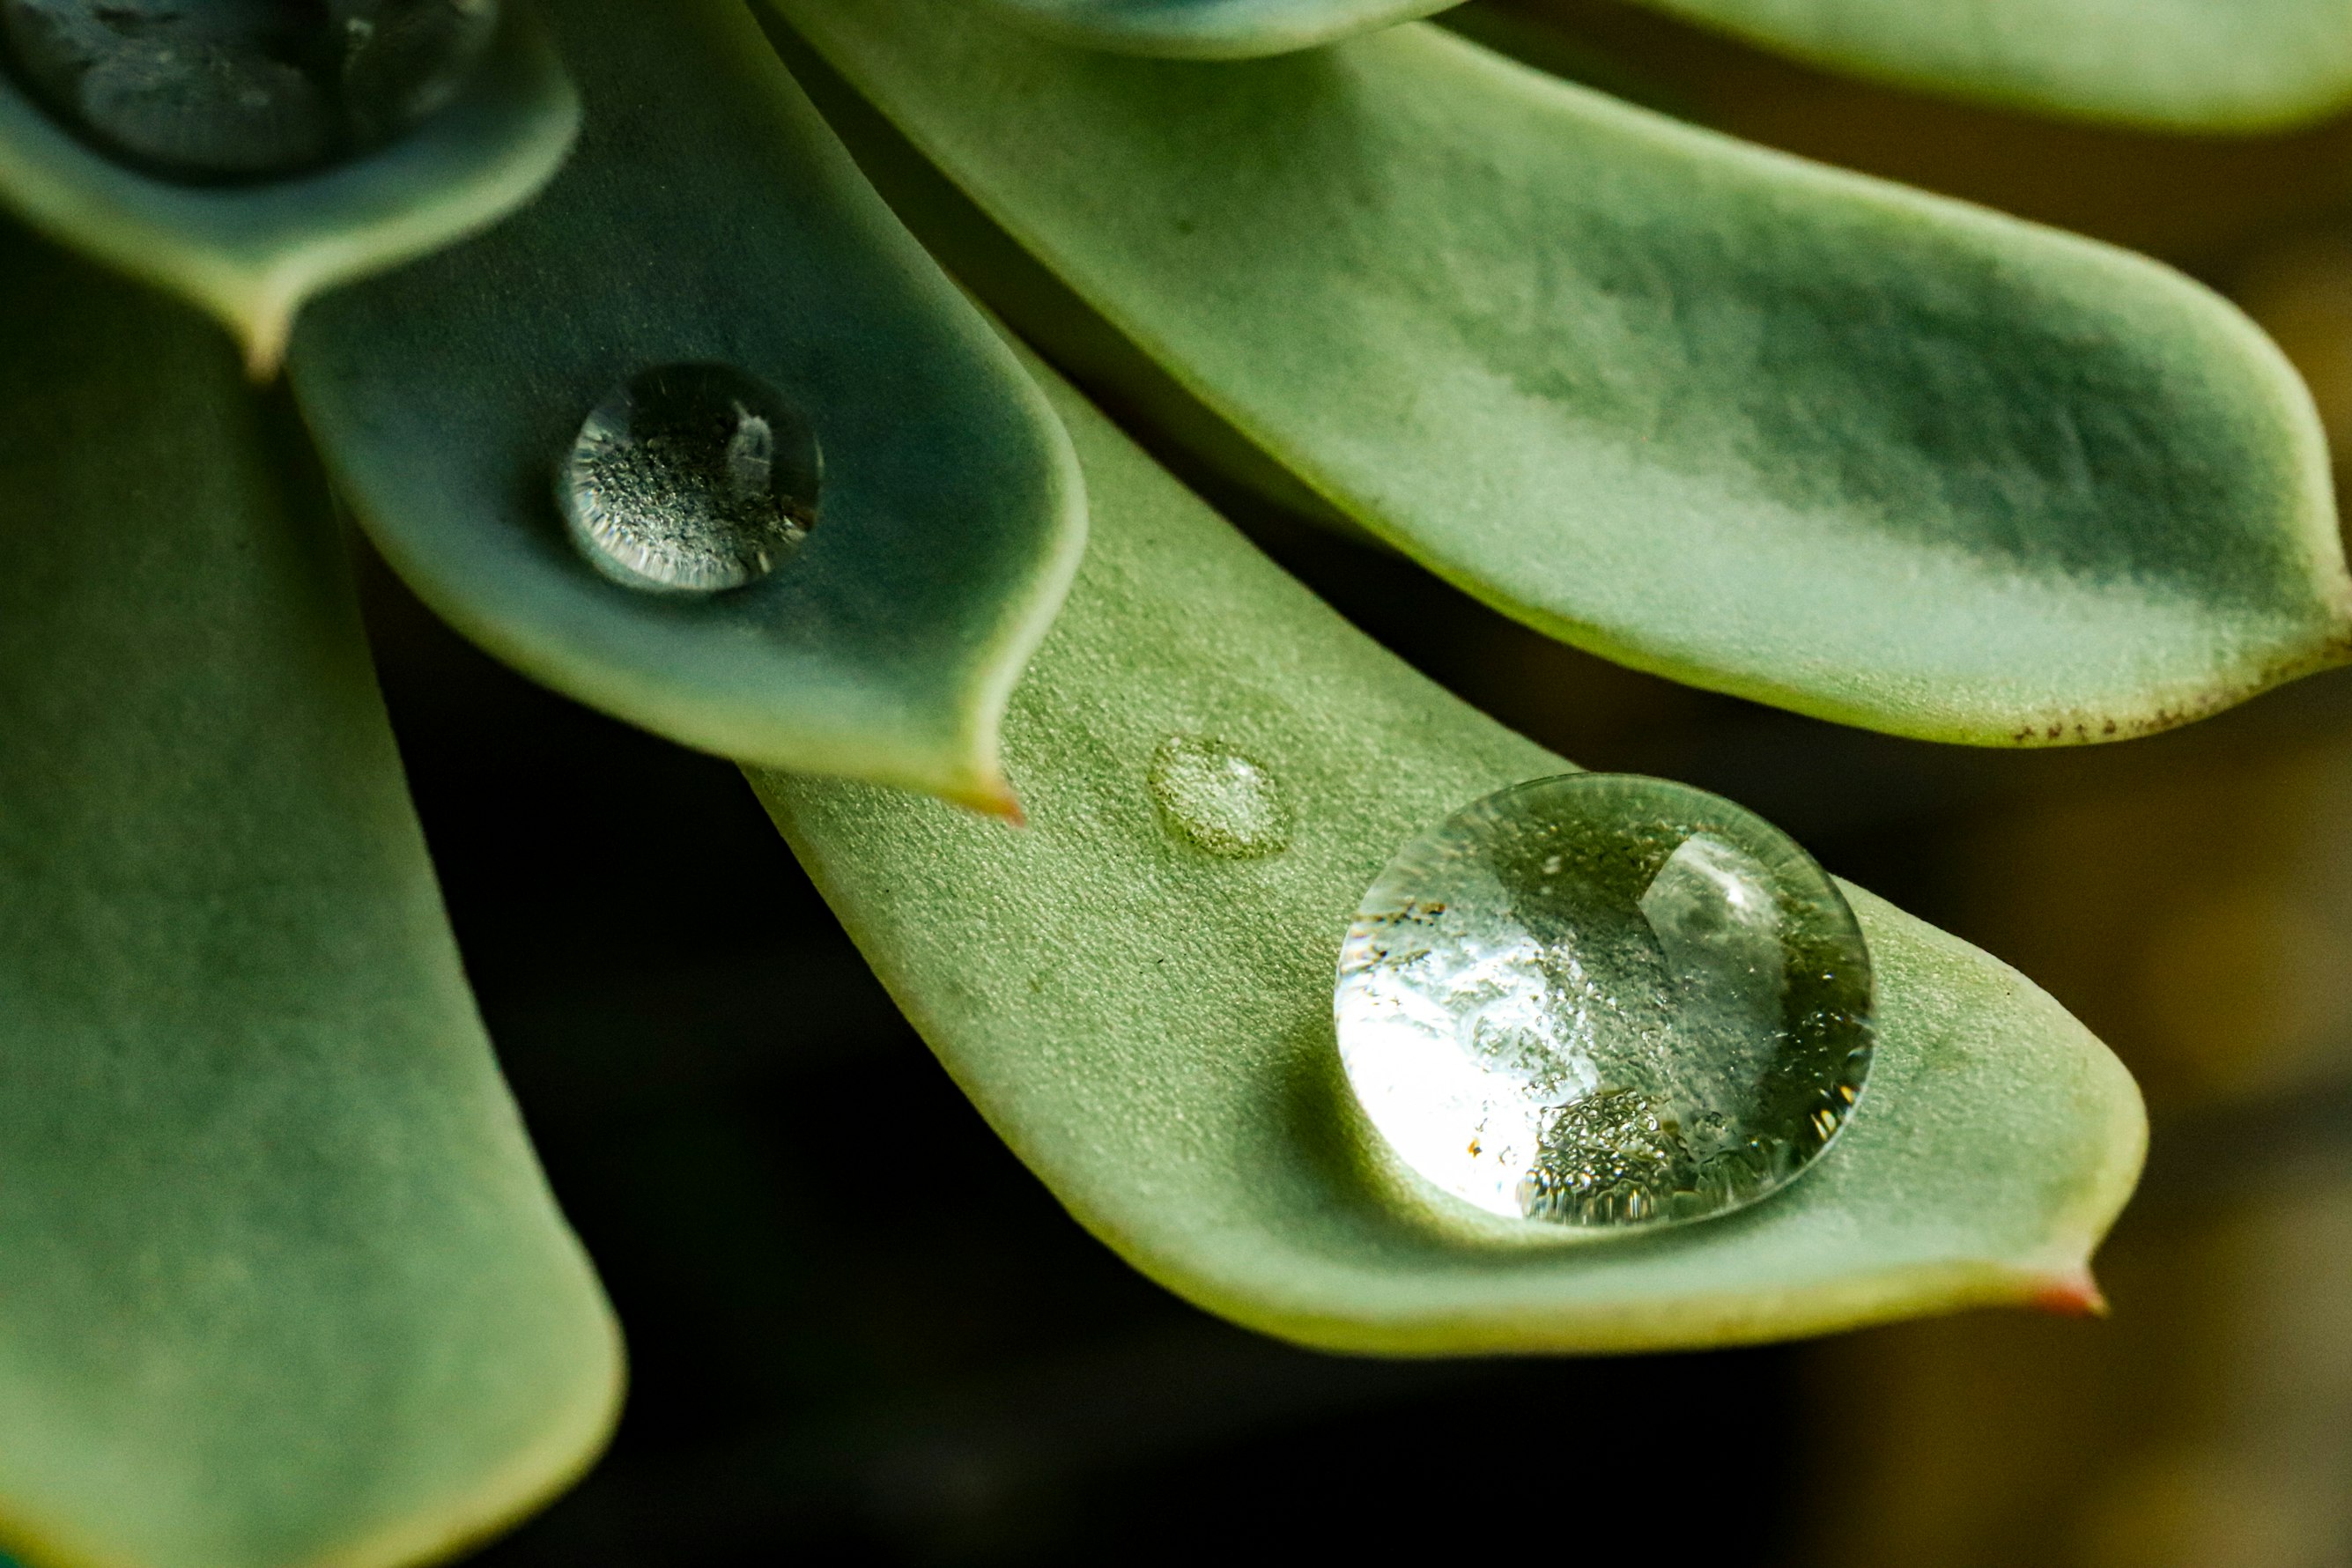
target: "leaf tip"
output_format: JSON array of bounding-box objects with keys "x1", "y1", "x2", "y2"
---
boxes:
[
  {"x1": 2027, "y1": 1267, "x2": 2109, "y2": 1319},
  {"x1": 958, "y1": 770, "x2": 1026, "y2": 825}
]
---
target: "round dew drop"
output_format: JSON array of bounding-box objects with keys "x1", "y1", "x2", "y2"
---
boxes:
[
  {"x1": 1149, "y1": 735, "x2": 1291, "y2": 859},
  {"x1": 558, "y1": 363, "x2": 821, "y2": 595},
  {"x1": 1334, "y1": 773, "x2": 1874, "y2": 1231}
]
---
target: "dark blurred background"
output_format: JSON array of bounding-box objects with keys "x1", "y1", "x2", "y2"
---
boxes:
[{"x1": 381, "y1": 4, "x2": 2352, "y2": 1563}]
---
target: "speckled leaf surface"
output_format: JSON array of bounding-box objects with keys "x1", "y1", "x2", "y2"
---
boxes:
[
  {"x1": 1615, "y1": 0, "x2": 2352, "y2": 130},
  {"x1": 295, "y1": 0, "x2": 1083, "y2": 814},
  {"x1": 973, "y1": 0, "x2": 1460, "y2": 57},
  {"x1": 0, "y1": 4, "x2": 576, "y2": 373},
  {"x1": 769, "y1": 3, "x2": 2352, "y2": 748},
  {"x1": 755, "y1": 353, "x2": 2146, "y2": 1354},
  {"x1": 0, "y1": 226, "x2": 618, "y2": 1568}
]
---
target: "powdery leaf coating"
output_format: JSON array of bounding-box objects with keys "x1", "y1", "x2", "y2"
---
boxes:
[
  {"x1": 756, "y1": 353, "x2": 2145, "y2": 1355},
  {"x1": 769, "y1": 1, "x2": 2352, "y2": 748}
]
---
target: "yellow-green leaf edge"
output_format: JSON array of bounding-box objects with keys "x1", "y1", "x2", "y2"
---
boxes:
[{"x1": 755, "y1": 351, "x2": 2147, "y2": 1355}]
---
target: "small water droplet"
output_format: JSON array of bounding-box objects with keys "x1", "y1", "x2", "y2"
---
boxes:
[
  {"x1": 2, "y1": 0, "x2": 498, "y2": 180},
  {"x1": 1334, "y1": 773, "x2": 1873, "y2": 1230},
  {"x1": 558, "y1": 363, "x2": 821, "y2": 595},
  {"x1": 1149, "y1": 735, "x2": 1290, "y2": 859}
]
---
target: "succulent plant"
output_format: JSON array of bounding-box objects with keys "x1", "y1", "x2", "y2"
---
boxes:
[{"x1": 0, "y1": 0, "x2": 2343, "y2": 1562}]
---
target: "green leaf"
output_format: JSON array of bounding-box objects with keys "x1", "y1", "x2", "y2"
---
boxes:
[
  {"x1": 753, "y1": 348, "x2": 2147, "y2": 1354},
  {"x1": 767, "y1": 3, "x2": 2352, "y2": 749},
  {"x1": 0, "y1": 226, "x2": 619, "y2": 1568},
  {"x1": 292, "y1": 0, "x2": 1084, "y2": 816},
  {"x1": 0, "y1": 3, "x2": 578, "y2": 374},
  {"x1": 1610, "y1": 0, "x2": 2352, "y2": 131},
  {"x1": 973, "y1": 0, "x2": 1461, "y2": 57}
]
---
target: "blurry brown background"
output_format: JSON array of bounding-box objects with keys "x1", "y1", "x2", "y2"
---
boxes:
[{"x1": 409, "y1": 4, "x2": 2352, "y2": 1562}]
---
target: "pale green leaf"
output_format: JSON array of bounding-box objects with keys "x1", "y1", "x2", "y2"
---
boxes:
[
  {"x1": 768, "y1": 3, "x2": 2352, "y2": 749},
  {"x1": 753, "y1": 349, "x2": 2146, "y2": 1354},
  {"x1": 293, "y1": 0, "x2": 1085, "y2": 814},
  {"x1": 973, "y1": 0, "x2": 1461, "y2": 57},
  {"x1": 0, "y1": 4, "x2": 578, "y2": 374},
  {"x1": 1613, "y1": 0, "x2": 2352, "y2": 131},
  {"x1": 0, "y1": 226, "x2": 618, "y2": 1568}
]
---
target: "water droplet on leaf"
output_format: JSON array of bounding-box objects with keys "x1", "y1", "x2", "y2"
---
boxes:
[
  {"x1": 1149, "y1": 735, "x2": 1290, "y2": 859},
  {"x1": 1, "y1": 0, "x2": 498, "y2": 179},
  {"x1": 558, "y1": 364, "x2": 821, "y2": 595},
  {"x1": 1334, "y1": 773, "x2": 1873, "y2": 1230}
]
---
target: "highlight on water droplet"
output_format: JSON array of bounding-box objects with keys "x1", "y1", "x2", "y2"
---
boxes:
[
  {"x1": 558, "y1": 363, "x2": 822, "y2": 595},
  {"x1": 1334, "y1": 773, "x2": 1873, "y2": 1231},
  {"x1": 0, "y1": 0, "x2": 499, "y2": 180},
  {"x1": 1149, "y1": 735, "x2": 1291, "y2": 859}
]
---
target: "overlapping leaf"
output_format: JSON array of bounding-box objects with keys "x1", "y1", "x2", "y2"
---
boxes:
[
  {"x1": 756, "y1": 351, "x2": 2146, "y2": 1354},
  {"x1": 974, "y1": 0, "x2": 1460, "y2": 57},
  {"x1": 1609, "y1": 0, "x2": 2352, "y2": 131},
  {"x1": 0, "y1": 225, "x2": 618, "y2": 1568},
  {"x1": 294, "y1": 0, "x2": 1085, "y2": 813},
  {"x1": 770, "y1": 1, "x2": 2352, "y2": 749},
  {"x1": 0, "y1": 3, "x2": 577, "y2": 373}
]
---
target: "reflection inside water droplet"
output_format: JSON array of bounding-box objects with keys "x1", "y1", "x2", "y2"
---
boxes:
[
  {"x1": 558, "y1": 363, "x2": 821, "y2": 595},
  {"x1": 0, "y1": 0, "x2": 499, "y2": 179},
  {"x1": 1150, "y1": 735, "x2": 1290, "y2": 859},
  {"x1": 1334, "y1": 773, "x2": 1873, "y2": 1230}
]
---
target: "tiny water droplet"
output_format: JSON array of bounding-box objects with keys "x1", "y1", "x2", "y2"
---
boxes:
[
  {"x1": 558, "y1": 363, "x2": 821, "y2": 595},
  {"x1": 2, "y1": 0, "x2": 498, "y2": 180},
  {"x1": 1149, "y1": 735, "x2": 1290, "y2": 859},
  {"x1": 1334, "y1": 773, "x2": 1873, "y2": 1230}
]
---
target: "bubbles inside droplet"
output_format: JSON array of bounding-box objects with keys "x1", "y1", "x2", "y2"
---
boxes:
[
  {"x1": 558, "y1": 363, "x2": 821, "y2": 595},
  {"x1": 0, "y1": 0, "x2": 499, "y2": 179},
  {"x1": 1149, "y1": 735, "x2": 1291, "y2": 859},
  {"x1": 1334, "y1": 773, "x2": 1873, "y2": 1230}
]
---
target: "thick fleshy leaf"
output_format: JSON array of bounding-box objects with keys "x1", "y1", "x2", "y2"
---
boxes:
[
  {"x1": 0, "y1": 226, "x2": 618, "y2": 1568},
  {"x1": 753, "y1": 351, "x2": 2146, "y2": 1354},
  {"x1": 0, "y1": 3, "x2": 577, "y2": 374},
  {"x1": 974, "y1": 0, "x2": 1460, "y2": 58},
  {"x1": 1607, "y1": 0, "x2": 2352, "y2": 131},
  {"x1": 294, "y1": 0, "x2": 1084, "y2": 815},
  {"x1": 768, "y1": 3, "x2": 2352, "y2": 749}
]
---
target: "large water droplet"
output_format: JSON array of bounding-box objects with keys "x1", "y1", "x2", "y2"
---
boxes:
[
  {"x1": 558, "y1": 363, "x2": 821, "y2": 595},
  {"x1": 1335, "y1": 773, "x2": 1872, "y2": 1230},
  {"x1": 1, "y1": 0, "x2": 497, "y2": 179},
  {"x1": 1150, "y1": 735, "x2": 1290, "y2": 859}
]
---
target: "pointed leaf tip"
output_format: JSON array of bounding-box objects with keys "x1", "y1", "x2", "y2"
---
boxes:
[
  {"x1": 2030, "y1": 1268, "x2": 2110, "y2": 1318},
  {"x1": 295, "y1": 0, "x2": 1084, "y2": 805},
  {"x1": 758, "y1": 344, "x2": 2147, "y2": 1356},
  {"x1": 775, "y1": 1, "x2": 2352, "y2": 747},
  {"x1": 0, "y1": 2, "x2": 580, "y2": 365}
]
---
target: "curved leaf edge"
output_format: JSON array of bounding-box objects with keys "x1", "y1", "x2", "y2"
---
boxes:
[
  {"x1": 766, "y1": 6, "x2": 2352, "y2": 748},
  {"x1": 0, "y1": 4, "x2": 580, "y2": 374},
  {"x1": 977, "y1": 0, "x2": 1463, "y2": 58}
]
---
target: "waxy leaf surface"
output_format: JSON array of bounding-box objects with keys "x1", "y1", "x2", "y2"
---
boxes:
[
  {"x1": 295, "y1": 0, "x2": 1084, "y2": 814},
  {"x1": 974, "y1": 0, "x2": 1460, "y2": 57},
  {"x1": 772, "y1": 4, "x2": 2352, "y2": 748},
  {"x1": 0, "y1": 4, "x2": 577, "y2": 373},
  {"x1": 1614, "y1": 0, "x2": 2352, "y2": 130},
  {"x1": 0, "y1": 228, "x2": 618, "y2": 1568},
  {"x1": 756, "y1": 353, "x2": 2147, "y2": 1354}
]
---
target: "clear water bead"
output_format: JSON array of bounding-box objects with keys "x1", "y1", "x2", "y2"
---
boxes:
[
  {"x1": 1, "y1": 0, "x2": 498, "y2": 180},
  {"x1": 1149, "y1": 735, "x2": 1290, "y2": 859},
  {"x1": 1335, "y1": 773, "x2": 1873, "y2": 1230},
  {"x1": 558, "y1": 364, "x2": 820, "y2": 595}
]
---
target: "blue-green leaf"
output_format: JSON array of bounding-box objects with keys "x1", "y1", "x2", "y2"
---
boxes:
[
  {"x1": 292, "y1": 0, "x2": 1085, "y2": 814},
  {"x1": 974, "y1": 0, "x2": 1460, "y2": 57},
  {"x1": 0, "y1": 226, "x2": 618, "y2": 1568},
  {"x1": 769, "y1": 2, "x2": 2352, "y2": 749},
  {"x1": 0, "y1": 3, "x2": 578, "y2": 373}
]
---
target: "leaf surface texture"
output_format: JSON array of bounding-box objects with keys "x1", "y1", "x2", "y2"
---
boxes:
[
  {"x1": 0, "y1": 229, "x2": 618, "y2": 1568},
  {"x1": 756, "y1": 353, "x2": 2147, "y2": 1353},
  {"x1": 771, "y1": 3, "x2": 2352, "y2": 747}
]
